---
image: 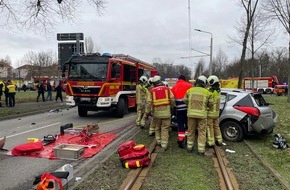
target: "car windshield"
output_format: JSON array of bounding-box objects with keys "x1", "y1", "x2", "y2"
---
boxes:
[{"x1": 68, "y1": 62, "x2": 108, "y2": 81}]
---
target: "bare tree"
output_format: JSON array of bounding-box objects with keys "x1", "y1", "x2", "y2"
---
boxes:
[
  {"x1": 193, "y1": 59, "x2": 205, "y2": 79},
  {"x1": 212, "y1": 48, "x2": 228, "y2": 78},
  {"x1": 0, "y1": 0, "x2": 106, "y2": 33},
  {"x1": 21, "y1": 50, "x2": 57, "y2": 79},
  {"x1": 236, "y1": 0, "x2": 260, "y2": 88},
  {"x1": 85, "y1": 36, "x2": 95, "y2": 53},
  {"x1": 263, "y1": 0, "x2": 290, "y2": 101}
]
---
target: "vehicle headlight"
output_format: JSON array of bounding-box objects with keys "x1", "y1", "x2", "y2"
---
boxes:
[{"x1": 98, "y1": 97, "x2": 111, "y2": 102}]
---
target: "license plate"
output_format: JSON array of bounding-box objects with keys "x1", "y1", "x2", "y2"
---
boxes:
[{"x1": 80, "y1": 97, "x2": 90, "y2": 101}]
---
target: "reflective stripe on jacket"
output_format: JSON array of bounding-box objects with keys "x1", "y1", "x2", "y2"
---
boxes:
[
  {"x1": 208, "y1": 89, "x2": 220, "y2": 119},
  {"x1": 171, "y1": 79, "x2": 192, "y2": 111},
  {"x1": 145, "y1": 85, "x2": 175, "y2": 118},
  {"x1": 7, "y1": 84, "x2": 17, "y2": 93},
  {"x1": 184, "y1": 86, "x2": 213, "y2": 119},
  {"x1": 150, "y1": 86, "x2": 171, "y2": 107}
]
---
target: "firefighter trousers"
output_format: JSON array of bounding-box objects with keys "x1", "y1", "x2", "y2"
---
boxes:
[
  {"x1": 207, "y1": 118, "x2": 223, "y2": 146},
  {"x1": 187, "y1": 118, "x2": 207, "y2": 153},
  {"x1": 155, "y1": 118, "x2": 170, "y2": 149}
]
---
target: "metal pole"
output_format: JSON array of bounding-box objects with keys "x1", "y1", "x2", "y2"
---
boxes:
[
  {"x1": 194, "y1": 29, "x2": 213, "y2": 75},
  {"x1": 188, "y1": 0, "x2": 192, "y2": 64},
  {"x1": 209, "y1": 34, "x2": 213, "y2": 75}
]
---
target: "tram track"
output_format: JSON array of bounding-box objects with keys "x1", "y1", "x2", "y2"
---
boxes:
[
  {"x1": 119, "y1": 141, "x2": 240, "y2": 190},
  {"x1": 244, "y1": 140, "x2": 290, "y2": 190}
]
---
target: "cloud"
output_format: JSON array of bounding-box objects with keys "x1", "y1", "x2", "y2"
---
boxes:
[{"x1": 0, "y1": 0, "x2": 287, "y2": 69}]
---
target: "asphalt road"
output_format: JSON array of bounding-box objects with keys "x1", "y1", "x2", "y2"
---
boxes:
[{"x1": 0, "y1": 107, "x2": 137, "y2": 190}]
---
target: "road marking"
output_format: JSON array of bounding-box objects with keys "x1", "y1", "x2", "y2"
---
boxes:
[{"x1": 6, "y1": 122, "x2": 61, "y2": 139}]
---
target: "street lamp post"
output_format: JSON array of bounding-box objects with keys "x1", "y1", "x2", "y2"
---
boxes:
[{"x1": 194, "y1": 29, "x2": 213, "y2": 75}]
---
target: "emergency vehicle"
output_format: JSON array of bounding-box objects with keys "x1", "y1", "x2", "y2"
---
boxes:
[
  {"x1": 164, "y1": 78, "x2": 178, "y2": 88},
  {"x1": 63, "y1": 53, "x2": 158, "y2": 117},
  {"x1": 243, "y1": 75, "x2": 279, "y2": 94}
]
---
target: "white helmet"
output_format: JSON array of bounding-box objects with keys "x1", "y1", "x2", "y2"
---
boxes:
[
  {"x1": 207, "y1": 75, "x2": 219, "y2": 86},
  {"x1": 197, "y1": 75, "x2": 207, "y2": 86},
  {"x1": 139, "y1": 76, "x2": 148, "y2": 83},
  {"x1": 151, "y1": 75, "x2": 162, "y2": 84},
  {"x1": 148, "y1": 77, "x2": 153, "y2": 85},
  {"x1": 163, "y1": 81, "x2": 169, "y2": 87}
]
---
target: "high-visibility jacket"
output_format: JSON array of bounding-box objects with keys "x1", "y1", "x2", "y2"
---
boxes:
[
  {"x1": 136, "y1": 84, "x2": 148, "y2": 104},
  {"x1": 0, "y1": 81, "x2": 4, "y2": 92},
  {"x1": 184, "y1": 86, "x2": 213, "y2": 119},
  {"x1": 145, "y1": 85, "x2": 175, "y2": 118},
  {"x1": 171, "y1": 79, "x2": 192, "y2": 111},
  {"x1": 7, "y1": 84, "x2": 17, "y2": 93},
  {"x1": 208, "y1": 89, "x2": 220, "y2": 119}
]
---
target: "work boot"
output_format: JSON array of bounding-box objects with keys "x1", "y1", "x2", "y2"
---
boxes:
[
  {"x1": 187, "y1": 148, "x2": 193, "y2": 153},
  {"x1": 177, "y1": 140, "x2": 185, "y2": 149},
  {"x1": 215, "y1": 141, "x2": 223, "y2": 146},
  {"x1": 197, "y1": 152, "x2": 205, "y2": 157},
  {"x1": 149, "y1": 132, "x2": 155, "y2": 136}
]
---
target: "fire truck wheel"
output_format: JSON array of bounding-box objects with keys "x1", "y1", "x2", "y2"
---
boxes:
[
  {"x1": 115, "y1": 98, "x2": 126, "y2": 118},
  {"x1": 78, "y1": 106, "x2": 88, "y2": 117}
]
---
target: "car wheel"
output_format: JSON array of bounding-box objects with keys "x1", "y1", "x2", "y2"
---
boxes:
[{"x1": 220, "y1": 121, "x2": 244, "y2": 142}]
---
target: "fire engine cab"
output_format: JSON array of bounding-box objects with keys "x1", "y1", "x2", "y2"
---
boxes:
[{"x1": 63, "y1": 53, "x2": 158, "y2": 118}]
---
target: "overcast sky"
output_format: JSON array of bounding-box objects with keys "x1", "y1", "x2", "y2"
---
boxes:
[{"x1": 0, "y1": 0, "x2": 287, "y2": 71}]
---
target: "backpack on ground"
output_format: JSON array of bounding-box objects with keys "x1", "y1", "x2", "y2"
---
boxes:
[{"x1": 117, "y1": 140, "x2": 151, "y2": 169}]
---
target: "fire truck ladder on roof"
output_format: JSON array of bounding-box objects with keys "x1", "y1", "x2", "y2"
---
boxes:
[{"x1": 112, "y1": 54, "x2": 151, "y2": 66}]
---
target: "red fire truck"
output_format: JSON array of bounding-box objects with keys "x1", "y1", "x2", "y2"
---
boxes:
[
  {"x1": 243, "y1": 75, "x2": 279, "y2": 94},
  {"x1": 63, "y1": 53, "x2": 158, "y2": 117}
]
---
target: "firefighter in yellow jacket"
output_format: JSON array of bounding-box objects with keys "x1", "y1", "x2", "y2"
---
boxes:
[
  {"x1": 145, "y1": 75, "x2": 175, "y2": 151},
  {"x1": 184, "y1": 75, "x2": 213, "y2": 156},
  {"x1": 6, "y1": 80, "x2": 17, "y2": 107},
  {"x1": 207, "y1": 75, "x2": 223, "y2": 146},
  {"x1": 136, "y1": 76, "x2": 148, "y2": 129},
  {"x1": 143, "y1": 77, "x2": 156, "y2": 136}
]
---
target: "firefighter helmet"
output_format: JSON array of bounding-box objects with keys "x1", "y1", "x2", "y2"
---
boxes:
[
  {"x1": 148, "y1": 77, "x2": 153, "y2": 85},
  {"x1": 163, "y1": 81, "x2": 169, "y2": 87},
  {"x1": 152, "y1": 75, "x2": 162, "y2": 85},
  {"x1": 139, "y1": 76, "x2": 148, "y2": 83},
  {"x1": 197, "y1": 75, "x2": 207, "y2": 87},
  {"x1": 207, "y1": 75, "x2": 219, "y2": 86}
]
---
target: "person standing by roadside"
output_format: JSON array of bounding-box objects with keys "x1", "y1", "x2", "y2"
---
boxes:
[
  {"x1": 184, "y1": 75, "x2": 213, "y2": 156},
  {"x1": 36, "y1": 82, "x2": 45, "y2": 102},
  {"x1": 55, "y1": 83, "x2": 64, "y2": 102},
  {"x1": 136, "y1": 76, "x2": 148, "y2": 129},
  {"x1": 4, "y1": 81, "x2": 9, "y2": 106},
  {"x1": 46, "y1": 82, "x2": 53, "y2": 101},
  {"x1": 171, "y1": 75, "x2": 192, "y2": 148},
  {"x1": 0, "y1": 80, "x2": 4, "y2": 105},
  {"x1": 206, "y1": 75, "x2": 223, "y2": 146},
  {"x1": 7, "y1": 80, "x2": 17, "y2": 107},
  {"x1": 144, "y1": 75, "x2": 175, "y2": 152}
]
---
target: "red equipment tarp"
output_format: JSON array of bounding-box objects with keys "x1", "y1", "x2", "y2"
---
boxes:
[{"x1": 6, "y1": 133, "x2": 116, "y2": 159}]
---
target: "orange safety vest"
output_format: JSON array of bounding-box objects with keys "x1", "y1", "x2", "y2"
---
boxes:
[{"x1": 150, "y1": 86, "x2": 170, "y2": 107}]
